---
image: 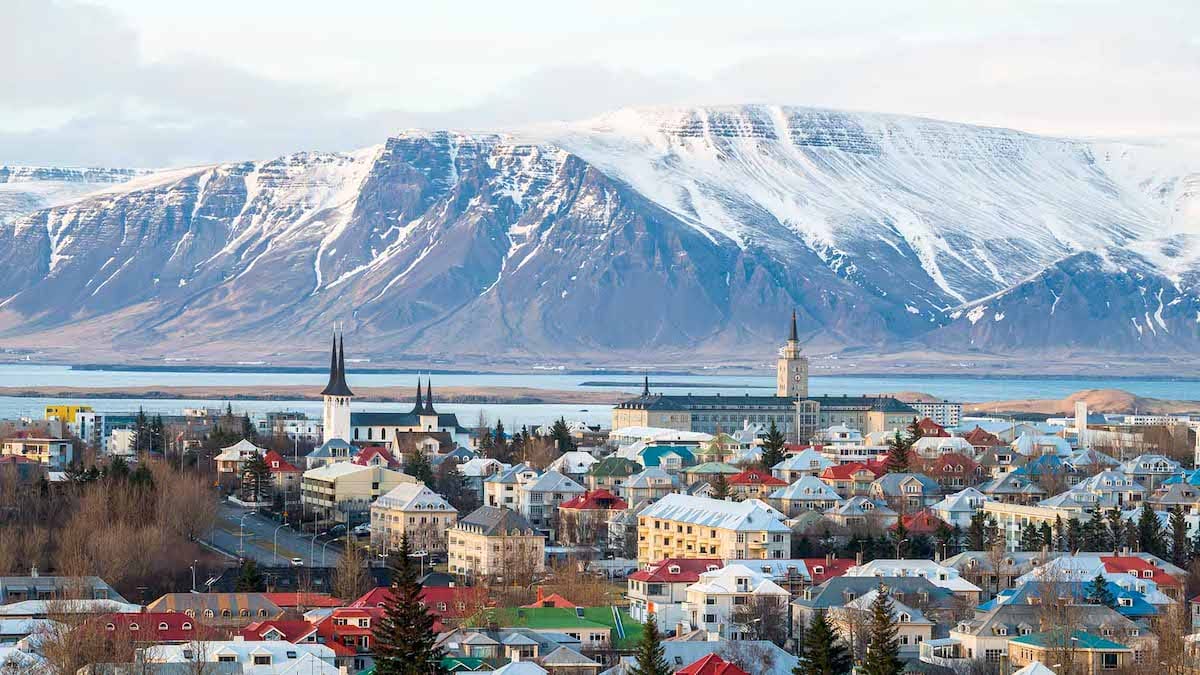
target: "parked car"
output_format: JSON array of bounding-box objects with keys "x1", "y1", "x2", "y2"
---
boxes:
[
  {"x1": 327, "y1": 524, "x2": 347, "y2": 536},
  {"x1": 352, "y1": 523, "x2": 371, "y2": 537},
  {"x1": 291, "y1": 557, "x2": 304, "y2": 566}
]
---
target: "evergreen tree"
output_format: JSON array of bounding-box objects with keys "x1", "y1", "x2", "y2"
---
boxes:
[
  {"x1": 934, "y1": 521, "x2": 954, "y2": 558},
  {"x1": 477, "y1": 430, "x2": 494, "y2": 457},
  {"x1": 550, "y1": 418, "x2": 577, "y2": 453},
  {"x1": 1019, "y1": 522, "x2": 1041, "y2": 552},
  {"x1": 795, "y1": 609, "x2": 851, "y2": 675},
  {"x1": 106, "y1": 456, "x2": 130, "y2": 482},
  {"x1": 710, "y1": 473, "x2": 730, "y2": 500},
  {"x1": 1191, "y1": 521, "x2": 1200, "y2": 562},
  {"x1": 967, "y1": 511, "x2": 987, "y2": 551},
  {"x1": 372, "y1": 534, "x2": 445, "y2": 674},
  {"x1": 883, "y1": 430, "x2": 910, "y2": 473},
  {"x1": 1039, "y1": 521, "x2": 1054, "y2": 549},
  {"x1": 433, "y1": 461, "x2": 479, "y2": 513},
  {"x1": 760, "y1": 421, "x2": 787, "y2": 470},
  {"x1": 1137, "y1": 503, "x2": 1164, "y2": 556},
  {"x1": 1067, "y1": 517, "x2": 1082, "y2": 552},
  {"x1": 150, "y1": 414, "x2": 165, "y2": 453},
  {"x1": 630, "y1": 614, "x2": 671, "y2": 675},
  {"x1": 905, "y1": 417, "x2": 925, "y2": 445},
  {"x1": 861, "y1": 585, "x2": 903, "y2": 675},
  {"x1": 1082, "y1": 506, "x2": 1107, "y2": 551},
  {"x1": 240, "y1": 414, "x2": 256, "y2": 442},
  {"x1": 242, "y1": 451, "x2": 272, "y2": 503},
  {"x1": 1107, "y1": 508, "x2": 1126, "y2": 551},
  {"x1": 1086, "y1": 573, "x2": 1115, "y2": 607},
  {"x1": 134, "y1": 408, "x2": 150, "y2": 454},
  {"x1": 235, "y1": 559, "x2": 264, "y2": 592},
  {"x1": 129, "y1": 464, "x2": 154, "y2": 489},
  {"x1": 984, "y1": 518, "x2": 1001, "y2": 549},
  {"x1": 492, "y1": 419, "x2": 508, "y2": 460},
  {"x1": 404, "y1": 452, "x2": 435, "y2": 488},
  {"x1": 1169, "y1": 505, "x2": 1190, "y2": 566},
  {"x1": 1054, "y1": 515, "x2": 1066, "y2": 552}
]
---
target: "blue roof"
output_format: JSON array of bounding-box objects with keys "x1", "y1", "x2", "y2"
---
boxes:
[
  {"x1": 640, "y1": 445, "x2": 695, "y2": 467},
  {"x1": 980, "y1": 581, "x2": 1156, "y2": 618}
]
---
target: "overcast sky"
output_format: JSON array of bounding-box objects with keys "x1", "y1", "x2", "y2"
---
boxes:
[{"x1": 3, "y1": 0, "x2": 1198, "y2": 167}]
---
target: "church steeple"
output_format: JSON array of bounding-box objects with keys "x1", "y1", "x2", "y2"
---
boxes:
[
  {"x1": 423, "y1": 380, "x2": 436, "y2": 414},
  {"x1": 321, "y1": 331, "x2": 354, "y2": 397},
  {"x1": 777, "y1": 309, "x2": 808, "y2": 399},
  {"x1": 642, "y1": 375, "x2": 650, "y2": 397},
  {"x1": 789, "y1": 309, "x2": 798, "y2": 343},
  {"x1": 410, "y1": 378, "x2": 424, "y2": 414}
]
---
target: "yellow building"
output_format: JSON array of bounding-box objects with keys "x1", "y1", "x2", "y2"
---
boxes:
[
  {"x1": 300, "y1": 463, "x2": 416, "y2": 525},
  {"x1": 1008, "y1": 631, "x2": 1132, "y2": 674},
  {"x1": 636, "y1": 493, "x2": 791, "y2": 563},
  {"x1": 44, "y1": 405, "x2": 92, "y2": 424},
  {"x1": 447, "y1": 506, "x2": 545, "y2": 580},
  {"x1": 370, "y1": 483, "x2": 458, "y2": 556}
]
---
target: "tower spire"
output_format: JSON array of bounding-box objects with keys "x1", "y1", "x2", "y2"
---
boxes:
[
  {"x1": 789, "y1": 309, "x2": 798, "y2": 342},
  {"x1": 320, "y1": 330, "x2": 354, "y2": 397},
  {"x1": 642, "y1": 375, "x2": 650, "y2": 397},
  {"x1": 424, "y1": 379, "x2": 435, "y2": 414},
  {"x1": 411, "y1": 378, "x2": 423, "y2": 414}
]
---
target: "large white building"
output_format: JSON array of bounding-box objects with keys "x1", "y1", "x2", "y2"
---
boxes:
[{"x1": 682, "y1": 564, "x2": 790, "y2": 639}]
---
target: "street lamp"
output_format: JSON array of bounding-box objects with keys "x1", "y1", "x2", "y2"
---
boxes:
[
  {"x1": 190, "y1": 560, "x2": 198, "y2": 593},
  {"x1": 272, "y1": 523, "x2": 288, "y2": 566},
  {"x1": 409, "y1": 550, "x2": 429, "y2": 579},
  {"x1": 310, "y1": 531, "x2": 328, "y2": 566},
  {"x1": 238, "y1": 512, "x2": 253, "y2": 557},
  {"x1": 322, "y1": 536, "x2": 342, "y2": 566},
  {"x1": 895, "y1": 538, "x2": 909, "y2": 560}
]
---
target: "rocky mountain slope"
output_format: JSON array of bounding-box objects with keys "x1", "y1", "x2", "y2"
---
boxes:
[
  {"x1": 0, "y1": 106, "x2": 1196, "y2": 364},
  {"x1": 0, "y1": 166, "x2": 142, "y2": 225}
]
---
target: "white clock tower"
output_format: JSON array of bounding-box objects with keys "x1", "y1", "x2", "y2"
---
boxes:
[{"x1": 776, "y1": 311, "x2": 808, "y2": 398}]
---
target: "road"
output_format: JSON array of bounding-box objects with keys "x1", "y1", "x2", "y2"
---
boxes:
[{"x1": 212, "y1": 502, "x2": 345, "y2": 568}]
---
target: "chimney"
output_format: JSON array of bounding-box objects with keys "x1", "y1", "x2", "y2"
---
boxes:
[
  {"x1": 536, "y1": 587, "x2": 544, "y2": 604},
  {"x1": 855, "y1": 551, "x2": 863, "y2": 566},
  {"x1": 1121, "y1": 546, "x2": 1130, "y2": 556},
  {"x1": 825, "y1": 552, "x2": 834, "y2": 567},
  {"x1": 30, "y1": 566, "x2": 37, "y2": 578},
  {"x1": 676, "y1": 622, "x2": 685, "y2": 638}
]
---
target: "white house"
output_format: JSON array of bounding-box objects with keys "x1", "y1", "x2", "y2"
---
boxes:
[
  {"x1": 145, "y1": 640, "x2": 338, "y2": 675},
  {"x1": 930, "y1": 487, "x2": 989, "y2": 527},
  {"x1": 682, "y1": 564, "x2": 790, "y2": 639}
]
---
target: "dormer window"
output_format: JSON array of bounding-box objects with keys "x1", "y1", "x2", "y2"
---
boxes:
[
  {"x1": 158, "y1": 622, "x2": 169, "y2": 631},
  {"x1": 668, "y1": 565, "x2": 681, "y2": 575},
  {"x1": 1119, "y1": 597, "x2": 1133, "y2": 607},
  {"x1": 182, "y1": 622, "x2": 192, "y2": 630},
  {"x1": 105, "y1": 623, "x2": 115, "y2": 631},
  {"x1": 129, "y1": 623, "x2": 139, "y2": 631}
]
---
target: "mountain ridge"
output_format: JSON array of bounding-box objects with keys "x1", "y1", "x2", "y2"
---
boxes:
[{"x1": 0, "y1": 104, "x2": 1197, "y2": 365}]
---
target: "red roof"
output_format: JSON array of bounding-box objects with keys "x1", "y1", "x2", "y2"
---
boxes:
[
  {"x1": 963, "y1": 426, "x2": 1003, "y2": 447},
  {"x1": 800, "y1": 557, "x2": 855, "y2": 584},
  {"x1": 352, "y1": 586, "x2": 487, "y2": 619},
  {"x1": 522, "y1": 587, "x2": 578, "y2": 608},
  {"x1": 728, "y1": 468, "x2": 786, "y2": 486},
  {"x1": 784, "y1": 443, "x2": 823, "y2": 454},
  {"x1": 262, "y1": 450, "x2": 300, "y2": 474},
  {"x1": 629, "y1": 558, "x2": 723, "y2": 584},
  {"x1": 677, "y1": 653, "x2": 749, "y2": 675},
  {"x1": 925, "y1": 452, "x2": 978, "y2": 475},
  {"x1": 313, "y1": 606, "x2": 385, "y2": 656},
  {"x1": 351, "y1": 445, "x2": 399, "y2": 469},
  {"x1": 1101, "y1": 556, "x2": 1182, "y2": 587},
  {"x1": 820, "y1": 462, "x2": 883, "y2": 481},
  {"x1": 916, "y1": 418, "x2": 950, "y2": 437},
  {"x1": 560, "y1": 488, "x2": 628, "y2": 511},
  {"x1": 239, "y1": 619, "x2": 319, "y2": 643},
  {"x1": 261, "y1": 592, "x2": 342, "y2": 608},
  {"x1": 0, "y1": 455, "x2": 35, "y2": 464},
  {"x1": 890, "y1": 510, "x2": 948, "y2": 535},
  {"x1": 98, "y1": 612, "x2": 220, "y2": 643}
]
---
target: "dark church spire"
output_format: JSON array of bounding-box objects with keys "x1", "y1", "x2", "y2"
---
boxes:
[
  {"x1": 642, "y1": 375, "x2": 650, "y2": 397},
  {"x1": 789, "y1": 310, "x2": 798, "y2": 342},
  {"x1": 321, "y1": 330, "x2": 354, "y2": 397},
  {"x1": 424, "y1": 380, "x2": 436, "y2": 414},
  {"x1": 410, "y1": 378, "x2": 424, "y2": 414}
]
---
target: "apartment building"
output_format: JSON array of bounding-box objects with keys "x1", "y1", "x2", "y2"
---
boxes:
[
  {"x1": 370, "y1": 483, "x2": 458, "y2": 556},
  {"x1": 637, "y1": 494, "x2": 791, "y2": 563},
  {"x1": 300, "y1": 463, "x2": 416, "y2": 525},
  {"x1": 447, "y1": 506, "x2": 545, "y2": 579}
]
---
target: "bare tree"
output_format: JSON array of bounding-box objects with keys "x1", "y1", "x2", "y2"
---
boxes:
[
  {"x1": 730, "y1": 595, "x2": 789, "y2": 647},
  {"x1": 332, "y1": 538, "x2": 371, "y2": 602}
]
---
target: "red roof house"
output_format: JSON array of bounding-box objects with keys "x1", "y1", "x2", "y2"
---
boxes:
[
  {"x1": 312, "y1": 606, "x2": 384, "y2": 658},
  {"x1": 800, "y1": 557, "x2": 855, "y2": 584},
  {"x1": 963, "y1": 426, "x2": 1004, "y2": 449},
  {"x1": 261, "y1": 592, "x2": 343, "y2": 610},
  {"x1": 522, "y1": 587, "x2": 578, "y2": 608},
  {"x1": 262, "y1": 450, "x2": 300, "y2": 474},
  {"x1": 351, "y1": 445, "x2": 399, "y2": 469},
  {"x1": 677, "y1": 653, "x2": 749, "y2": 675},
  {"x1": 239, "y1": 619, "x2": 320, "y2": 644},
  {"x1": 820, "y1": 461, "x2": 885, "y2": 497},
  {"x1": 352, "y1": 586, "x2": 488, "y2": 626},
  {"x1": 916, "y1": 417, "x2": 950, "y2": 437},
  {"x1": 890, "y1": 509, "x2": 948, "y2": 536},
  {"x1": 728, "y1": 467, "x2": 787, "y2": 498},
  {"x1": 559, "y1": 489, "x2": 628, "y2": 511},
  {"x1": 98, "y1": 612, "x2": 222, "y2": 643},
  {"x1": 629, "y1": 559, "x2": 723, "y2": 586},
  {"x1": 922, "y1": 452, "x2": 979, "y2": 489},
  {"x1": 1101, "y1": 555, "x2": 1183, "y2": 597}
]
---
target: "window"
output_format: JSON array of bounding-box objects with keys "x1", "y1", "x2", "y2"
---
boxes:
[
  {"x1": 218, "y1": 655, "x2": 237, "y2": 663},
  {"x1": 182, "y1": 649, "x2": 194, "y2": 660},
  {"x1": 128, "y1": 623, "x2": 139, "y2": 631},
  {"x1": 984, "y1": 649, "x2": 1003, "y2": 663},
  {"x1": 1101, "y1": 653, "x2": 1118, "y2": 670},
  {"x1": 254, "y1": 655, "x2": 271, "y2": 666},
  {"x1": 158, "y1": 622, "x2": 169, "y2": 631},
  {"x1": 105, "y1": 623, "x2": 115, "y2": 631}
]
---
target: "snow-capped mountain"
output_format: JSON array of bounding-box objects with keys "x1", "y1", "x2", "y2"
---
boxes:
[
  {"x1": 0, "y1": 166, "x2": 144, "y2": 225},
  {"x1": 0, "y1": 105, "x2": 1196, "y2": 364}
]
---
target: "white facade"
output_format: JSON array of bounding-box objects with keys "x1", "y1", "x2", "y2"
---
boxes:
[
  {"x1": 322, "y1": 394, "x2": 351, "y2": 444},
  {"x1": 683, "y1": 564, "x2": 790, "y2": 638},
  {"x1": 907, "y1": 401, "x2": 962, "y2": 428}
]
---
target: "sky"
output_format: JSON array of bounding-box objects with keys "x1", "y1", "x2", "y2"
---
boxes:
[{"x1": 3, "y1": 0, "x2": 1199, "y2": 167}]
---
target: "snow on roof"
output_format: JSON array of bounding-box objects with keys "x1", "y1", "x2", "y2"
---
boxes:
[
  {"x1": 374, "y1": 483, "x2": 455, "y2": 512},
  {"x1": 769, "y1": 475, "x2": 843, "y2": 502},
  {"x1": 930, "y1": 487, "x2": 989, "y2": 512},
  {"x1": 845, "y1": 589, "x2": 933, "y2": 623},
  {"x1": 843, "y1": 559, "x2": 982, "y2": 593},
  {"x1": 520, "y1": 470, "x2": 585, "y2": 494},
  {"x1": 686, "y1": 564, "x2": 791, "y2": 597},
  {"x1": 640, "y1": 493, "x2": 790, "y2": 532}
]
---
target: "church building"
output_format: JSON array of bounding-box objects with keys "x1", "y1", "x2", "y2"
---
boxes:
[{"x1": 612, "y1": 314, "x2": 916, "y2": 442}]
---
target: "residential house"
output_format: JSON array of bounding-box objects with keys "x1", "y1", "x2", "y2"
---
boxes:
[
  {"x1": 484, "y1": 463, "x2": 540, "y2": 510},
  {"x1": 726, "y1": 468, "x2": 787, "y2": 501},
  {"x1": 831, "y1": 588, "x2": 934, "y2": 658},
  {"x1": 868, "y1": 473, "x2": 942, "y2": 511},
  {"x1": 791, "y1": 576, "x2": 956, "y2": 646},
  {"x1": 447, "y1": 506, "x2": 545, "y2": 579},
  {"x1": 975, "y1": 445, "x2": 1028, "y2": 479},
  {"x1": 627, "y1": 558, "x2": 723, "y2": 626},
  {"x1": 0, "y1": 436, "x2": 73, "y2": 470},
  {"x1": 921, "y1": 452, "x2": 980, "y2": 491},
  {"x1": 637, "y1": 493, "x2": 791, "y2": 562},
  {"x1": 460, "y1": 457, "x2": 510, "y2": 497},
  {"x1": 842, "y1": 559, "x2": 982, "y2": 603},
  {"x1": 768, "y1": 476, "x2": 843, "y2": 517},
  {"x1": 682, "y1": 564, "x2": 791, "y2": 639},
  {"x1": 819, "y1": 462, "x2": 883, "y2": 498},
  {"x1": 823, "y1": 497, "x2": 898, "y2": 529},
  {"x1": 681, "y1": 462, "x2": 740, "y2": 486},
  {"x1": 911, "y1": 436, "x2": 975, "y2": 460},
  {"x1": 304, "y1": 438, "x2": 356, "y2": 470},
  {"x1": 1011, "y1": 433, "x2": 1073, "y2": 458},
  {"x1": 144, "y1": 640, "x2": 338, "y2": 675},
  {"x1": 145, "y1": 593, "x2": 285, "y2": 630},
  {"x1": 0, "y1": 576, "x2": 126, "y2": 604},
  {"x1": 98, "y1": 612, "x2": 222, "y2": 645},
  {"x1": 771, "y1": 449, "x2": 834, "y2": 483},
  {"x1": 557, "y1": 489, "x2": 627, "y2": 547},
  {"x1": 1123, "y1": 453, "x2": 1182, "y2": 491},
  {"x1": 676, "y1": 654, "x2": 749, "y2": 675},
  {"x1": 519, "y1": 470, "x2": 585, "y2": 539},
  {"x1": 215, "y1": 439, "x2": 269, "y2": 478},
  {"x1": 961, "y1": 426, "x2": 1004, "y2": 454},
  {"x1": 369, "y1": 483, "x2": 458, "y2": 556},
  {"x1": 351, "y1": 445, "x2": 400, "y2": 470},
  {"x1": 262, "y1": 450, "x2": 302, "y2": 496},
  {"x1": 548, "y1": 451, "x2": 598, "y2": 482},
  {"x1": 624, "y1": 467, "x2": 679, "y2": 505},
  {"x1": 978, "y1": 472, "x2": 1046, "y2": 505},
  {"x1": 1008, "y1": 630, "x2": 1132, "y2": 674},
  {"x1": 585, "y1": 457, "x2": 642, "y2": 493},
  {"x1": 930, "y1": 487, "x2": 989, "y2": 528},
  {"x1": 1072, "y1": 470, "x2": 1147, "y2": 508}
]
